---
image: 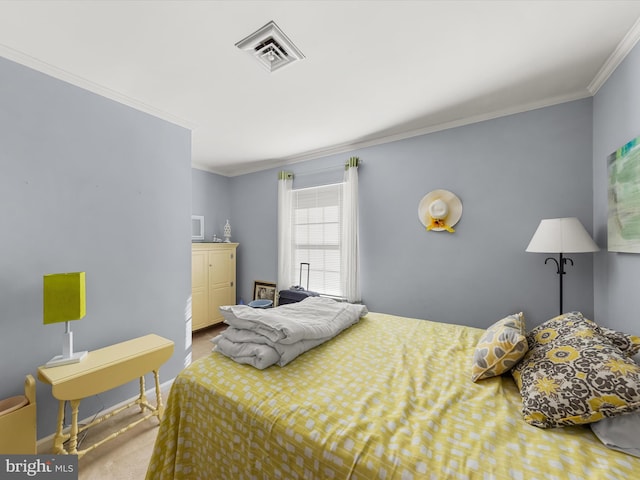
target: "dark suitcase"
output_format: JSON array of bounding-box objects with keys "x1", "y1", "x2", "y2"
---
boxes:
[{"x1": 278, "y1": 263, "x2": 319, "y2": 305}]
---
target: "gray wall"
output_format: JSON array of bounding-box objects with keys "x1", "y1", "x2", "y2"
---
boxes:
[
  {"x1": 230, "y1": 167, "x2": 283, "y2": 304},
  {"x1": 0, "y1": 57, "x2": 192, "y2": 438},
  {"x1": 192, "y1": 168, "x2": 231, "y2": 242},
  {"x1": 229, "y1": 99, "x2": 595, "y2": 328},
  {"x1": 593, "y1": 41, "x2": 640, "y2": 331}
]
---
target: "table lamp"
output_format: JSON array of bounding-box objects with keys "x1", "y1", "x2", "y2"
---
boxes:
[
  {"x1": 43, "y1": 272, "x2": 88, "y2": 367},
  {"x1": 526, "y1": 217, "x2": 599, "y2": 315}
]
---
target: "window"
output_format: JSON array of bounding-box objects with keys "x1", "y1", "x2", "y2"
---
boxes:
[
  {"x1": 278, "y1": 160, "x2": 359, "y2": 302},
  {"x1": 290, "y1": 183, "x2": 343, "y2": 297}
]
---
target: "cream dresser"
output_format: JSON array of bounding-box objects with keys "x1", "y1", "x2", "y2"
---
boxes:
[{"x1": 192, "y1": 243, "x2": 238, "y2": 331}]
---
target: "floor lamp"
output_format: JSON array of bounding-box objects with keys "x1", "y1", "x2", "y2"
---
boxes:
[{"x1": 526, "y1": 217, "x2": 599, "y2": 316}]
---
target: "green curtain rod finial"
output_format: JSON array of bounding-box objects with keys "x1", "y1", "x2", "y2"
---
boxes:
[
  {"x1": 278, "y1": 171, "x2": 294, "y2": 180},
  {"x1": 345, "y1": 157, "x2": 359, "y2": 169}
]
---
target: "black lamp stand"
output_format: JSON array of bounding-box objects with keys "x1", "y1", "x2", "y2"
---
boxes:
[{"x1": 544, "y1": 253, "x2": 573, "y2": 316}]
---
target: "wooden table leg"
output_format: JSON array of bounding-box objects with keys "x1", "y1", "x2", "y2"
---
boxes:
[
  {"x1": 68, "y1": 399, "x2": 81, "y2": 455},
  {"x1": 153, "y1": 369, "x2": 163, "y2": 421},
  {"x1": 53, "y1": 400, "x2": 67, "y2": 454},
  {"x1": 139, "y1": 376, "x2": 147, "y2": 413}
]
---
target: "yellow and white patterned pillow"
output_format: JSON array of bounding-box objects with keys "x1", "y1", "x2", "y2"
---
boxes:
[
  {"x1": 512, "y1": 312, "x2": 640, "y2": 428},
  {"x1": 471, "y1": 312, "x2": 527, "y2": 382}
]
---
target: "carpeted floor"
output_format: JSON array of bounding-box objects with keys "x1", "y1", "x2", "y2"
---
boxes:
[{"x1": 52, "y1": 324, "x2": 225, "y2": 480}]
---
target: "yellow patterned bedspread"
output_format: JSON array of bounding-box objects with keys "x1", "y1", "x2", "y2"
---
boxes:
[{"x1": 147, "y1": 312, "x2": 640, "y2": 479}]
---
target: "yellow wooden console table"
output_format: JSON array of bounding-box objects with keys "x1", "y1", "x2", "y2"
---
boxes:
[{"x1": 37, "y1": 334, "x2": 174, "y2": 457}]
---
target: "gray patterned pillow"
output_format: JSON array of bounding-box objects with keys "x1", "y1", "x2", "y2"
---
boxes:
[{"x1": 512, "y1": 312, "x2": 640, "y2": 428}]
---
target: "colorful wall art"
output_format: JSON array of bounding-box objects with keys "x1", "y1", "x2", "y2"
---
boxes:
[{"x1": 608, "y1": 135, "x2": 640, "y2": 253}]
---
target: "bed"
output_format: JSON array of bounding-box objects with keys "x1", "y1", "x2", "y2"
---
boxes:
[{"x1": 146, "y1": 310, "x2": 640, "y2": 479}]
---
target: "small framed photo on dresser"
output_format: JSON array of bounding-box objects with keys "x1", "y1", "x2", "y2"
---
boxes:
[{"x1": 191, "y1": 215, "x2": 204, "y2": 241}]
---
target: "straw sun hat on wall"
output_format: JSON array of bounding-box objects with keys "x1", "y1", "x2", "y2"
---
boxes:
[{"x1": 418, "y1": 190, "x2": 463, "y2": 233}]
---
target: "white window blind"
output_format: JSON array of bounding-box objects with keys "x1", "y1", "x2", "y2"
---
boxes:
[{"x1": 291, "y1": 183, "x2": 343, "y2": 297}]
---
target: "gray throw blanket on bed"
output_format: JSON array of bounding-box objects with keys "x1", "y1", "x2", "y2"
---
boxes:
[{"x1": 211, "y1": 297, "x2": 368, "y2": 369}]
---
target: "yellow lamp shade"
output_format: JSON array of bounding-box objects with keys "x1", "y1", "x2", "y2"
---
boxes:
[{"x1": 43, "y1": 272, "x2": 86, "y2": 325}]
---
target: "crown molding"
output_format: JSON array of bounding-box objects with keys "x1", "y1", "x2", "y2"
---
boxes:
[
  {"x1": 588, "y1": 16, "x2": 640, "y2": 94},
  {"x1": 0, "y1": 44, "x2": 196, "y2": 130},
  {"x1": 219, "y1": 90, "x2": 591, "y2": 177}
]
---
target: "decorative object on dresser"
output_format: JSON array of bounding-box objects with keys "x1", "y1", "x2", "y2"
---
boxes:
[
  {"x1": 43, "y1": 272, "x2": 89, "y2": 367},
  {"x1": 191, "y1": 243, "x2": 238, "y2": 330},
  {"x1": 223, "y1": 219, "x2": 232, "y2": 242},
  {"x1": 191, "y1": 215, "x2": 204, "y2": 241},
  {"x1": 526, "y1": 217, "x2": 599, "y2": 315}
]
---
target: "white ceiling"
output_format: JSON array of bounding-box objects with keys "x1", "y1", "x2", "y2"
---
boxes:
[{"x1": 1, "y1": 1, "x2": 640, "y2": 176}]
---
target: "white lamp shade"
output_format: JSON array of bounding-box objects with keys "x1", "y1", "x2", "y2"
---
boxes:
[{"x1": 526, "y1": 217, "x2": 599, "y2": 253}]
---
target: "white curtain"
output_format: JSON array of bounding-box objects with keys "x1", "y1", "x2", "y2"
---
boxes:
[
  {"x1": 277, "y1": 171, "x2": 294, "y2": 292},
  {"x1": 341, "y1": 157, "x2": 360, "y2": 302}
]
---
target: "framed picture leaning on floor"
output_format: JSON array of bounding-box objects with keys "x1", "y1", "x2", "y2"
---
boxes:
[{"x1": 253, "y1": 281, "x2": 277, "y2": 304}]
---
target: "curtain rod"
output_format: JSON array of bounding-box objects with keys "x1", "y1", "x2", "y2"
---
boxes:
[{"x1": 279, "y1": 157, "x2": 360, "y2": 179}]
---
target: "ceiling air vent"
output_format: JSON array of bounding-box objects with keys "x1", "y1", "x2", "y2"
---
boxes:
[{"x1": 235, "y1": 21, "x2": 305, "y2": 72}]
